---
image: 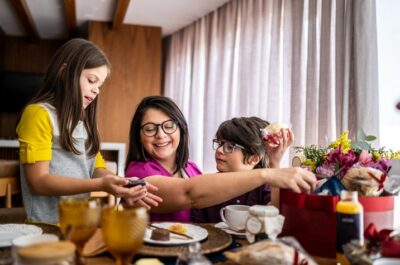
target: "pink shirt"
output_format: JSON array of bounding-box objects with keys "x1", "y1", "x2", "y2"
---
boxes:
[{"x1": 125, "y1": 159, "x2": 202, "y2": 222}]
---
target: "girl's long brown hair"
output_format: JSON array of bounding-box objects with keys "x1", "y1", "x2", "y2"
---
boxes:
[{"x1": 22, "y1": 38, "x2": 110, "y2": 157}]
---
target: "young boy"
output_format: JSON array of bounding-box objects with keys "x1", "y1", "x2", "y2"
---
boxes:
[{"x1": 191, "y1": 117, "x2": 293, "y2": 223}]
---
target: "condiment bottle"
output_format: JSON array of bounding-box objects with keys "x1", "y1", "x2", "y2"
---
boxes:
[{"x1": 336, "y1": 190, "x2": 364, "y2": 265}]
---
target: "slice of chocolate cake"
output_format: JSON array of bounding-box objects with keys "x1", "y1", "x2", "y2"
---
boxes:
[{"x1": 150, "y1": 228, "x2": 170, "y2": 241}]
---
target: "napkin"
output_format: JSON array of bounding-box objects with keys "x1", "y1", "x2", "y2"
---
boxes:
[
  {"x1": 82, "y1": 228, "x2": 107, "y2": 257},
  {"x1": 263, "y1": 215, "x2": 285, "y2": 241}
]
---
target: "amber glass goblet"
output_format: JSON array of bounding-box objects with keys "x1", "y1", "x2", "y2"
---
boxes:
[
  {"x1": 58, "y1": 198, "x2": 101, "y2": 264},
  {"x1": 101, "y1": 206, "x2": 148, "y2": 265}
]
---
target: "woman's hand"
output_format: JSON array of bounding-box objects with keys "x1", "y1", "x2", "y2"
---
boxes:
[
  {"x1": 264, "y1": 128, "x2": 294, "y2": 168},
  {"x1": 121, "y1": 179, "x2": 163, "y2": 210},
  {"x1": 268, "y1": 167, "x2": 317, "y2": 193},
  {"x1": 100, "y1": 175, "x2": 162, "y2": 209}
]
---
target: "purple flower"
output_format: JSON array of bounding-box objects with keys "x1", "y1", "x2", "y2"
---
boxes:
[
  {"x1": 364, "y1": 158, "x2": 391, "y2": 174},
  {"x1": 323, "y1": 146, "x2": 358, "y2": 179}
]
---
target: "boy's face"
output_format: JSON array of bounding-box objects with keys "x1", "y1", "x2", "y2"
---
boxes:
[{"x1": 214, "y1": 141, "x2": 255, "y2": 172}]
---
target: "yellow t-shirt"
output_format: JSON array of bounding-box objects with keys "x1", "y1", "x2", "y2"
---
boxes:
[{"x1": 16, "y1": 104, "x2": 106, "y2": 169}]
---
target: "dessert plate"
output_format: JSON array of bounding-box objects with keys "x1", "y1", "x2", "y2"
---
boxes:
[
  {"x1": 144, "y1": 222, "x2": 208, "y2": 245},
  {"x1": 0, "y1": 224, "x2": 43, "y2": 247}
]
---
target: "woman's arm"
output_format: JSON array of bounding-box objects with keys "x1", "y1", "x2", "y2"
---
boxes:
[{"x1": 142, "y1": 167, "x2": 316, "y2": 213}]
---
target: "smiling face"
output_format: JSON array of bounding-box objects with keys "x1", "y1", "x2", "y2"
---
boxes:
[
  {"x1": 79, "y1": 65, "x2": 108, "y2": 109},
  {"x1": 140, "y1": 108, "x2": 181, "y2": 167}
]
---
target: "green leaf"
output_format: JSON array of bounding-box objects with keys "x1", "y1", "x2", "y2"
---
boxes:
[
  {"x1": 365, "y1": 135, "x2": 377, "y2": 142},
  {"x1": 357, "y1": 129, "x2": 366, "y2": 142},
  {"x1": 358, "y1": 141, "x2": 371, "y2": 150}
]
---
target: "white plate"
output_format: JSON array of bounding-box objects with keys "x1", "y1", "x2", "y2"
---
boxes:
[
  {"x1": 144, "y1": 222, "x2": 208, "y2": 245},
  {"x1": 214, "y1": 222, "x2": 246, "y2": 237},
  {"x1": 0, "y1": 224, "x2": 42, "y2": 247}
]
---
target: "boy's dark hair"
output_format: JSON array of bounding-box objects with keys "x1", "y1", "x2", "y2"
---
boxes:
[
  {"x1": 216, "y1": 117, "x2": 269, "y2": 168},
  {"x1": 125, "y1": 96, "x2": 190, "y2": 174},
  {"x1": 25, "y1": 38, "x2": 110, "y2": 157}
]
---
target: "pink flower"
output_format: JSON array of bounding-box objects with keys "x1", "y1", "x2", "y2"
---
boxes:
[
  {"x1": 323, "y1": 147, "x2": 358, "y2": 179},
  {"x1": 316, "y1": 164, "x2": 335, "y2": 178},
  {"x1": 359, "y1": 150, "x2": 372, "y2": 166}
]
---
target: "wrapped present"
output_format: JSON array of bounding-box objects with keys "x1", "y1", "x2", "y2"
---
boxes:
[{"x1": 279, "y1": 189, "x2": 395, "y2": 258}]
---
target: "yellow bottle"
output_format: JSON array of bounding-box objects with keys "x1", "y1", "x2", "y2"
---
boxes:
[{"x1": 336, "y1": 190, "x2": 364, "y2": 265}]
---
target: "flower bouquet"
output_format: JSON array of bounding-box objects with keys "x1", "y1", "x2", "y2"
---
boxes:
[
  {"x1": 294, "y1": 130, "x2": 400, "y2": 196},
  {"x1": 279, "y1": 130, "x2": 400, "y2": 258}
]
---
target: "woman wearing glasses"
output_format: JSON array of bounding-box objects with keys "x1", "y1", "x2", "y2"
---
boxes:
[
  {"x1": 125, "y1": 96, "x2": 202, "y2": 222},
  {"x1": 125, "y1": 96, "x2": 315, "y2": 222},
  {"x1": 191, "y1": 117, "x2": 293, "y2": 223}
]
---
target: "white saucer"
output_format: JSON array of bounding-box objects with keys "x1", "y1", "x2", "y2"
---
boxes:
[{"x1": 214, "y1": 222, "x2": 246, "y2": 237}]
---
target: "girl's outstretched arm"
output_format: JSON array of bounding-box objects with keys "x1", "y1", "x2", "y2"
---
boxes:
[
  {"x1": 124, "y1": 167, "x2": 316, "y2": 213},
  {"x1": 23, "y1": 161, "x2": 148, "y2": 199}
]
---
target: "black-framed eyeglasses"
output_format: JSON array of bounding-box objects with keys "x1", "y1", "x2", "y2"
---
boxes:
[
  {"x1": 212, "y1": 139, "x2": 245, "y2": 153},
  {"x1": 141, "y1": 120, "x2": 178, "y2": 137}
]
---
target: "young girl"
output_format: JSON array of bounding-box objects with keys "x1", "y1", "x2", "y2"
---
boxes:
[
  {"x1": 191, "y1": 117, "x2": 293, "y2": 223},
  {"x1": 16, "y1": 38, "x2": 160, "y2": 224}
]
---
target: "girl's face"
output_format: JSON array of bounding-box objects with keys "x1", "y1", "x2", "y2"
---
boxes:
[
  {"x1": 80, "y1": 65, "x2": 108, "y2": 109},
  {"x1": 140, "y1": 108, "x2": 180, "y2": 164},
  {"x1": 215, "y1": 141, "x2": 256, "y2": 172}
]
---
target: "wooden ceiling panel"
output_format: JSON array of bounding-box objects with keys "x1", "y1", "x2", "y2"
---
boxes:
[
  {"x1": 112, "y1": 0, "x2": 130, "y2": 30},
  {"x1": 8, "y1": 0, "x2": 39, "y2": 40},
  {"x1": 63, "y1": 0, "x2": 77, "y2": 37}
]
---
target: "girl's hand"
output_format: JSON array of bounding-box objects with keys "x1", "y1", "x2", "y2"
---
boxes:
[
  {"x1": 122, "y1": 180, "x2": 163, "y2": 210},
  {"x1": 264, "y1": 128, "x2": 294, "y2": 168},
  {"x1": 101, "y1": 175, "x2": 148, "y2": 203}
]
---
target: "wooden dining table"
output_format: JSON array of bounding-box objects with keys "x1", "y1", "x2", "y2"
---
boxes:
[
  {"x1": 84, "y1": 234, "x2": 337, "y2": 265},
  {"x1": 84, "y1": 246, "x2": 337, "y2": 265},
  {"x1": 0, "y1": 219, "x2": 336, "y2": 265},
  {"x1": 85, "y1": 248, "x2": 337, "y2": 265}
]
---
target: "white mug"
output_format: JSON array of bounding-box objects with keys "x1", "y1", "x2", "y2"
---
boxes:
[{"x1": 220, "y1": 205, "x2": 250, "y2": 231}]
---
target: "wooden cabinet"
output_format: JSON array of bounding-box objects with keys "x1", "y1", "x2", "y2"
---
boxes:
[{"x1": 89, "y1": 22, "x2": 162, "y2": 151}]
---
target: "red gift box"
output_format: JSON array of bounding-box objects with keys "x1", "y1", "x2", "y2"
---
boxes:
[{"x1": 279, "y1": 189, "x2": 395, "y2": 258}]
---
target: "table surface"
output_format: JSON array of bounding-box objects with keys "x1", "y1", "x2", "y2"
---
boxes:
[
  {"x1": 85, "y1": 238, "x2": 337, "y2": 265},
  {"x1": 0, "y1": 219, "x2": 337, "y2": 265}
]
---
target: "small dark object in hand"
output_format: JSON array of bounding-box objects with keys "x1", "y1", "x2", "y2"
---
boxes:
[{"x1": 124, "y1": 179, "x2": 146, "y2": 188}]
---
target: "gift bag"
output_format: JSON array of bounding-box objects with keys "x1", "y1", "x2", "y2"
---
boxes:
[{"x1": 279, "y1": 189, "x2": 395, "y2": 258}]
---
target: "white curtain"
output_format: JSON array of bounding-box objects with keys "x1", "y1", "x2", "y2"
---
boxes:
[{"x1": 164, "y1": 0, "x2": 379, "y2": 172}]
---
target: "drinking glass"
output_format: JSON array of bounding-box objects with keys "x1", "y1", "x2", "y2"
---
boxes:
[
  {"x1": 101, "y1": 206, "x2": 148, "y2": 265},
  {"x1": 58, "y1": 198, "x2": 101, "y2": 264}
]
